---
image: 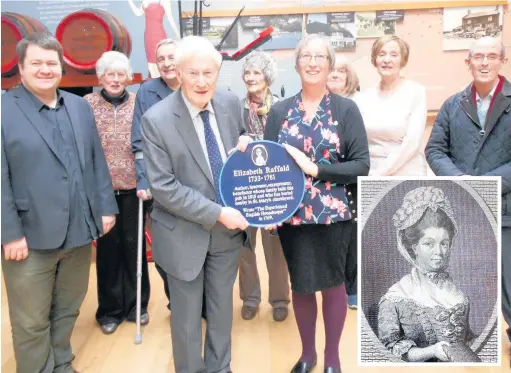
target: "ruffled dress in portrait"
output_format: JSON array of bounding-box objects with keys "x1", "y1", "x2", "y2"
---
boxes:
[{"x1": 378, "y1": 268, "x2": 477, "y2": 362}]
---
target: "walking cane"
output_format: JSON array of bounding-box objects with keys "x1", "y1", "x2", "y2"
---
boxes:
[{"x1": 134, "y1": 196, "x2": 144, "y2": 345}]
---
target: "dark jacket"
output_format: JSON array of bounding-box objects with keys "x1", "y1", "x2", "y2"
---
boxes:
[
  {"x1": 131, "y1": 78, "x2": 174, "y2": 191},
  {"x1": 1, "y1": 85, "x2": 118, "y2": 248},
  {"x1": 264, "y1": 92, "x2": 370, "y2": 223},
  {"x1": 426, "y1": 76, "x2": 511, "y2": 226}
]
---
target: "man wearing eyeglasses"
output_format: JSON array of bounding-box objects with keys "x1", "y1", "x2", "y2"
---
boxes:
[{"x1": 425, "y1": 36, "x2": 511, "y2": 345}]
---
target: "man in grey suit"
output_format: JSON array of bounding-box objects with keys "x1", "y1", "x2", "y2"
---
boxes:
[
  {"x1": 1, "y1": 33, "x2": 118, "y2": 373},
  {"x1": 141, "y1": 36, "x2": 250, "y2": 373}
]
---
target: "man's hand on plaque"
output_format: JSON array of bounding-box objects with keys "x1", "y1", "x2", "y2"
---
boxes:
[
  {"x1": 283, "y1": 144, "x2": 319, "y2": 177},
  {"x1": 218, "y1": 207, "x2": 249, "y2": 230},
  {"x1": 234, "y1": 135, "x2": 253, "y2": 153}
]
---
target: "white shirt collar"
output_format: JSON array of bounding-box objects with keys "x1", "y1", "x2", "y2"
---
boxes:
[
  {"x1": 181, "y1": 91, "x2": 214, "y2": 119},
  {"x1": 475, "y1": 80, "x2": 499, "y2": 102}
]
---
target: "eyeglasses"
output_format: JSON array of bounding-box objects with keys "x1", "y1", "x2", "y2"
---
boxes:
[
  {"x1": 298, "y1": 54, "x2": 329, "y2": 64},
  {"x1": 471, "y1": 54, "x2": 501, "y2": 63},
  {"x1": 105, "y1": 71, "x2": 127, "y2": 80}
]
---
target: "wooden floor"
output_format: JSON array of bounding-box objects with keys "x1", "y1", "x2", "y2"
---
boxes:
[{"x1": 2, "y1": 240, "x2": 510, "y2": 373}]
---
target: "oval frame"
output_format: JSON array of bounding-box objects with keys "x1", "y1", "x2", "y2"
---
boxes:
[{"x1": 359, "y1": 179, "x2": 499, "y2": 363}]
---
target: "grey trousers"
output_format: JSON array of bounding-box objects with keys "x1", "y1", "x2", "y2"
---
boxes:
[
  {"x1": 502, "y1": 227, "x2": 511, "y2": 340},
  {"x1": 2, "y1": 244, "x2": 91, "y2": 373},
  {"x1": 167, "y1": 247, "x2": 241, "y2": 373},
  {"x1": 238, "y1": 227, "x2": 290, "y2": 308}
]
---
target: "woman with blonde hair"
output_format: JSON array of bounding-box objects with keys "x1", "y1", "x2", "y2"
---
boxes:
[{"x1": 361, "y1": 35, "x2": 428, "y2": 176}]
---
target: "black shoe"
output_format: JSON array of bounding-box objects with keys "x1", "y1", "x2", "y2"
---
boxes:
[
  {"x1": 140, "y1": 313, "x2": 149, "y2": 325},
  {"x1": 324, "y1": 367, "x2": 341, "y2": 373},
  {"x1": 290, "y1": 360, "x2": 316, "y2": 373},
  {"x1": 127, "y1": 312, "x2": 149, "y2": 325},
  {"x1": 100, "y1": 322, "x2": 118, "y2": 335}
]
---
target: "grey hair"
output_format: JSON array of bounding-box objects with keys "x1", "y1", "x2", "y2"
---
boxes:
[
  {"x1": 468, "y1": 37, "x2": 506, "y2": 58},
  {"x1": 155, "y1": 38, "x2": 178, "y2": 56},
  {"x1": 295, "y1": 34, "x2": 335, "y2": 70},
  {"x1": 175, "y1": 36, "x2": 222, "y2": 68},
  {"x1": 242, "y1": 51, "x2": 278, "y2": 85},
  {"x1": 95, "y1": 51, "x2": 133, "y2": 79}
]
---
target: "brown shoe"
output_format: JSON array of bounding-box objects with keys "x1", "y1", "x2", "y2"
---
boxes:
[
  {"x1": 273, "y1": 307, "x2": 288, "y2": 322},
  {"x1": 241, "y1": 305, "x2": 258, "y2": 320}
]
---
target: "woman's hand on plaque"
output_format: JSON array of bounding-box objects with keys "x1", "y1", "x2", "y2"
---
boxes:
[
  {"x1": 283, "y1": 144, "x2": 318, "y2": 177},
  {"x1": 233, "y1": 135, "x2": 253, "y2": 153}
]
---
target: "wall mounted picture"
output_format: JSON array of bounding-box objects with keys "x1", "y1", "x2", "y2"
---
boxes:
[
  {"x1": 443, "y1": 5, "x2": 503, "y2": 51},
  {"x1": 258, "y1": 14, "x2": 304, "y2": 51},
  {"x1": 305, "y1": 12, "x2": 357, "y2": 51},
  {"x1": 359, "y1": 178, "x2": 500, "y2": 365},
  {"x1": 356, "y1": 11, "x2": 396, "y2": 38},
  {"x1": 183, "y1": 16, "x2": 239, "y2": 49}
]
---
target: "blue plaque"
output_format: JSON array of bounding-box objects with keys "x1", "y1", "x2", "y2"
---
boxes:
[{"x1": 220, "y1": 140, "x2": 306, "y2": 227}]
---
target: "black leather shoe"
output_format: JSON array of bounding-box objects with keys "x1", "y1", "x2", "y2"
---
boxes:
[
  {"x1": 100, "y1": 323, "x2": 118, "y2": 335},
  {"x1": 127, "y1": 313, "x2": 150, "y2": 325},
  {"x1": 140, "y1": 313, "x2": 149, "y2": 325},
  {"x1": 290, "y1": 360, "x2": 316, "y2": 373},
  {"x1": 324, "y1": 367, "x2": 341, "y2": 373}
]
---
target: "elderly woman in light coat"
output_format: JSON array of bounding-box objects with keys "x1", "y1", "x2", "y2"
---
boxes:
[
  {"x1": 85, "y1": 51, "x2": 151, "y2": 335},
  {"x1": 238, "y1": 51, "x2": 290, "y2": 322}
]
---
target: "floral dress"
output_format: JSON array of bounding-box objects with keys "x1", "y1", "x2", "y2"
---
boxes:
[
  {"x1": 278, "y1": 92, "x2": 351, "y2": 225},
  {"x1": 276, "y1": 92, "x2": 355, "y2": 293}
]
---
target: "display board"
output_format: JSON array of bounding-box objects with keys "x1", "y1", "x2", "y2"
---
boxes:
[
  {"x1": 1, "y1": 0, "x2": 509, "y2": 111},
  {"x1": 181, "y1": 0, "x2": 510, "y2": 111}
]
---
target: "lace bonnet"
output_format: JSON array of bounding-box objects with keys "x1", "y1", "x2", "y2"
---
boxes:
[{"x1": 392, "y1": 186, "x2": 458, "y2": 269}]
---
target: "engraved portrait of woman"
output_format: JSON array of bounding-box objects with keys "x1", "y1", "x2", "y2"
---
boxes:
[
  {"x1": 378, "y1": 186, "x2": 478, "y2": 362},
  {"x1": 360, "y1": 179, "x2": 499, "y2": 364},
  {"x1": 252, "y1": 145, "x2": 268, "y2": 167}
]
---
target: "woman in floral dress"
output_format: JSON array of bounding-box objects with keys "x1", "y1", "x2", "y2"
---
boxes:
[
  {"x1": 264, "y1": 34, "x2": 370, "y2": 373},
  {"x1": 378, "y1": 186, "x2": 479, "y2": 362}
]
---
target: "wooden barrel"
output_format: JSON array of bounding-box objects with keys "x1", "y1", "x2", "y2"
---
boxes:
[
  {"x1": 1, "y1": 12, "x2": 49, "y2": 78},
  {"x1": 56, "y1": 9, "x2": 132, "y2": 74}
]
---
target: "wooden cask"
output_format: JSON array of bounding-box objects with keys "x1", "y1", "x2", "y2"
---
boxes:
[
  {"x1": 56, "y1": 9, "x2": 132, "y2": 74},
  {"x1": 1, "y1": 12, "x2": 49, "y2": 78}
]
